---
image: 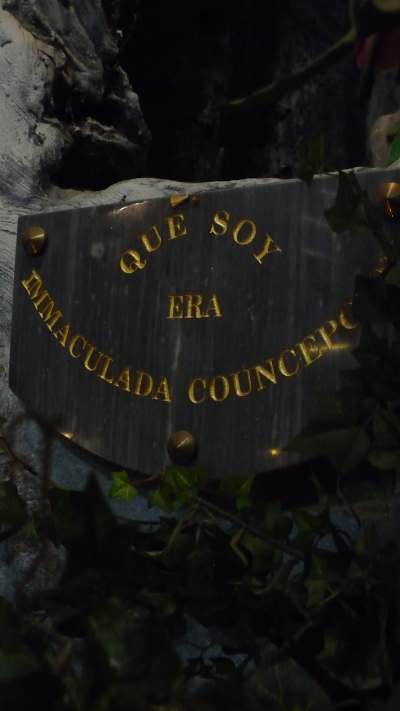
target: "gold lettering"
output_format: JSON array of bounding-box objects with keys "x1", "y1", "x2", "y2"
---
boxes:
[
  {"x1": 21, "y1": 270, "x2": 42, "y2": 298},
  {"x1": 134, "y1": 371, "x2": 153, "y2": 397},
  {"x1": 339, "y1": 301, "x2": 359, "y2": 330},
  {"x1": 232, "y1": 369, "x2": 252, "y2": 397},
  {"x1": 152, "y1": 377, "x2": 172, "y2": 403},
  {"x1": 38, "y1": 300, "x2": 63, "y2": 332},
  {"x1": 53, "y1": 324, "x2": 70, "y2": 348},
  {"x1": 69, "y1": 334, "x2": 88, "y2": 359},
  {"x1": 232, "y1": 219, "x2": 256, "y2": 246},
  {"x1": 166, "y1": 213, "x2": 187, "y2": 240},
  {"x1": 210, "y1": 375, "x2": 230, "y2": 402},
  {"x1": 188, "y1": 378, "x2": 206, "y2": 404},
  {"x1": 278, "y1": 349, "x2": 300, "y2": 377},
  {"x1": 84, "y1": 345, "x2": 104, "y2": 373},
  {"x1": 32, "y1": 289, "x2": 50, "y2": 310},
  {"x1": 114, "y1": 367, "x2": 131, "y2": 393},
  {"x1": 253, "y1": 359, "x2": 277, "y2": 390},
  {"x1": 98, "y1": 356, "x2": 114, "y2": 384},
  {"x1": 318, "y1": 319, "x2": 338, "y2": 350},
  {"x1": 167, "y1": 295, "x2": 184, "y2": 319},
  {"x1": 209, "y1": 210, "x2": 230, "y2": 237},
  {"x1": 205, "y1": 294, "x2": 222, "y2": 318},
  {"x1": 120, "y1": 249, "x2": 147, "y2": 274},
  {"x1": 253, "y1": 235, "x2": 282, "y2": 265},
  {"x1": 186, "y1": 294, "x2": 203, "y2": 319},
  {"x1": 140, "y1": 225, "x2": 163, "y2": 253},
  {"x1": 298, "y1": 335, "x2": 322, "y2": 367}
]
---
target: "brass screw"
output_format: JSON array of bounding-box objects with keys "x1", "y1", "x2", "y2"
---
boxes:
[
  {"x1": 167, "y1": 430, "x2": 198, "y2": 465},
  {"x1": 374, "y1": 182, "x2": 400, "y2": 222},
  {"x1": 22, "y1": 225, "x2": 47, "y2": 256}
]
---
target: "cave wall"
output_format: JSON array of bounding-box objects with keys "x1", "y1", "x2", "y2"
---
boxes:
[
  {"x1": 3, "y1": 0, "x2": 366, "y2": 188},
  {"x1": 121, "y1": 0, "x2": 365, "y2": 181}
]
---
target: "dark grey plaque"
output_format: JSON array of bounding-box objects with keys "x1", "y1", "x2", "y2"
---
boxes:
[{"x1": 9, "y1": 171, "x2": 399, "y2": 476}]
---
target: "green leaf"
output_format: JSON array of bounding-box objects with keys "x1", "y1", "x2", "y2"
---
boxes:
[
  {"x1": 385, "y1": 263, "x2": 400, "y2": 286},
  {"x1": 288, "y1": 426, "x2": 370, "y2": 473},
  {"x1": 372, "y1": 409, "x2": 400, "y2": 449},
  {"x1": 92, "y1": 683, "x2": 147, "y2": 711},
  {"x1": 93, "y1": 600, "x2": 151, "y2": 679},
  {"x1": 325, "y1": 170, "x2": 379, "y2": 234},
  {"x1": 353, "y1": 275, "x2": 400, "y2": 330},
  {"x1": 164, "y1": 465, "x2": 195, "y2": 492},
  {"x1": 368, "y1": 449, "x2": 400, "y2": 471},
  {"x1": 109, "y1": 471, "x2": 138, "y2": 503},
  {"x1": 236, "y1": 475, "x2": 255, "y2": 511},
  {"x1": 373, "y1": 0, "x2": 400, "y2": 12},
  {"x1": 248, "y1": 656, "x2": 331, "y2": 711},
  {"x1": 137, "y1": 591, "x2": 177, "y2": 616},
  {"x1": 388, "y1": 128, "x2": 400, "y2": 165},
  {"x1": 298, "y1": 134, "x2": 325, "y2": 184},
  {"x1": 0, "y1": 649, "x2": 40, "y2": 682},
  {"x1": 186, "y1": 548, "x2": 215, "y2": 597},
  {"x1": 147, "y1": 485, "x2": 179, "y2": 512},
  {"x1": 0, "y1": 600, "x2": 40, "y2": 682},
  {"x1": 305, "y1": 578, "x2": 330, "y2": 608},
  {"x1": 220, "y1": 474, "x2": 255, "y2": 511},
  {"x1": 294, "y1": 509, "x2": 329, "y2": 534},
  {"x1": 0, "y1": 482, "x2": 28, "y2": 528}
]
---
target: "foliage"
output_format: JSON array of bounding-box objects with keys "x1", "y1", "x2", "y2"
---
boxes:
[
  {"x1": 227, "y1": 0, "x2": 400, "y2": 117},
  {"x1": 387, "y1": 123, "x2": 400, "y2": 165},
  {"x1": 372, "y1": 0, "x2": 400, "y2": 12},
  {"x1": 298, "y1": 135, "x2": 326, "y2": 185},
  {"x1": 109, "y1": 471, "x2": 138, "y2": 502},
  {"x1": 1, "y1": 172, "x2": 400, "y2": 710}
]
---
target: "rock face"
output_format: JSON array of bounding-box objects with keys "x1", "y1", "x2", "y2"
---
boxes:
[
  {"x1": 3, "y1": 0, "x2": 366, "y2": 187},
  {"x1": 3, "y1": 0, "x2": 150, "y2": 189},
  {"x1": 123, "y1": 0, "x2": 364, "y2": 180}
]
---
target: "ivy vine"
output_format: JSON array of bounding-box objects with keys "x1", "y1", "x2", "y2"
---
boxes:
[{"x1": 0, "y1": 170, "x2": 400, "y2": 710}]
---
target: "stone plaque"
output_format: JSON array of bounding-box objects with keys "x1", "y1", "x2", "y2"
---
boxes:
[{"x1": 8, "y1": 171, "x2": 398, "y2": 476}]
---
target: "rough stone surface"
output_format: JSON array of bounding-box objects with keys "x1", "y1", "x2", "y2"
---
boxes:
[
  {"x1": 3, "y1": 0, "x2": 150, "y2": 189},
  {"x1": 125, "y1": 0, "x2": 364, "y2": 180}
]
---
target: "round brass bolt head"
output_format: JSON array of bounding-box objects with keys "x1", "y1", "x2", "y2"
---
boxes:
[
  {"x1": 22, "y1": 225, "x2": 47, "y2": 256},
  {"x1": 167, "y1": 430, "x2": 197, "y2": 465}
]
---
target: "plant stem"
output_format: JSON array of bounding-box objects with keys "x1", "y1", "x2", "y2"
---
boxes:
[
  {"x1": 225, "y1": 28, "x2": 356, "y2": 117},
  {"x1": 194, "y1": 495, "x2": 338, "y2": 562}
]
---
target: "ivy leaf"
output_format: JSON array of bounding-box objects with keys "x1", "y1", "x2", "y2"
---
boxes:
[
  {"x1": 294, "y1": 509, "x2": 329, "y2": 534},
  {"x1": 385, "y1": 263, "x2": 400, "y2": 287},
  {"x1": 387, "y1": 126, "x2": 400, "y2": 165},
  {"x1": 0, "y1": 482, "x2": 28, "y2": 528},
  {"x1": 372, "y1": 0, "x2": 400, "y2": 11},
  {"x1": 236, "y1": 476, "x2": 255, "y2": 511},
  {"x1": 93, "y1": 600, "x2": 152, "y2": 680},
  {"x1": 0, "y1": 649, "x2": 40, "y2": 683},
  {"x1": 161, "y1": 466, "x2": 205, "y2": 504},
  {"x1": 298, "y1": 134, "x2": 325, "y2": 184},
  {"x1": 186, "y1": 548, "x2": 215, "y2": 598},
  {"x1": 147, "y1": 485, "x2": 179, "y2": 512},
  {"x1": 248, "y1": 655, "x2": 331, "y2": 710},
  {"x1": 0, "y1": 600, "x2": 40, "y2": 682},
  {"x1": 109, "y1": 471, "x2": 138, "y2": 503},
  {"x1": 164, "y1": 466, "x2": 196, "y2": 493},
  {"x1": 288, "y1": 426, "x2": 370, "y2": 473},
  {"x1": 220, "y1": 474, "x2": 255, "y2": 511},
  {"x1": 353, "y1": 275, "x2": 400, "y2": 330},
  {"x1": 325, "y1": 171, "x2": 377, "y2": 234},
  {"x1": 368, "y1": 449, "x2": 400, "y2": 471}
]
